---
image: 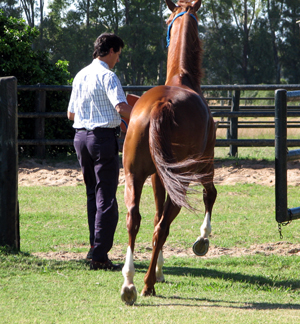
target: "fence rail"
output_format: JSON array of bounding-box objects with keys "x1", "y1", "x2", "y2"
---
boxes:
[
  {"x1": 17, "y1": 84, "x2": 300, "y2": 157},
  {"x1": 18, "y1": 84, "x2": 300, "y2": 91}
]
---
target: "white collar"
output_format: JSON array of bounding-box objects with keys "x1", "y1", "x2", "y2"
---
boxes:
[{"x1": 93, "y1": 58, "x2": 109, "y2": 70}]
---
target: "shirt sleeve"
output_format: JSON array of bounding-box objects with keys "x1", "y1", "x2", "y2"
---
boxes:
[
  {"x1": 104, "y1": 73, "x2": 127, "y2": 108},
  {"x1": 67, "y1": 78, "x2": 78, "y2": 113}
]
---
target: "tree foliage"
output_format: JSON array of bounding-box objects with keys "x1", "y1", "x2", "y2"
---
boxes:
[
  {"x1": 2, "y1": 0, "x2": 299, "y2": 85},
  {"x1": 0, "y1": 0, "x2": 22, "y2": 18},
  {"x1": 0, "y1": 10, "x2": 73, "y2": 157},
  {"x1": 1, "y1": 1, "x2": 299, "y2": 158},
  {"x1": 118, "y1": 0, "x2": 166, "y2": 85},
  {"x1": 42, "y1": 0, "x2": 167, "y2": 84}
]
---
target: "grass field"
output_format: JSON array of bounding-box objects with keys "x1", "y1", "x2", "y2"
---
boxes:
[{"x1": 1, "y1": 174, "x2": 300, "y2": 323}]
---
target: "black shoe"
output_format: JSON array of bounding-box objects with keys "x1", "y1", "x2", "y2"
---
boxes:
[
  {"x1": 86, "y1": 247, "x2": 94, "y2": 260},
  {"x1": 90, "y1": 260, "x2": 121, "y2": 271}
]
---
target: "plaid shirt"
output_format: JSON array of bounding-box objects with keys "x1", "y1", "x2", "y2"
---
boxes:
[{"x1": 68, "y1": 59, "x2": 127, "y2": 130}]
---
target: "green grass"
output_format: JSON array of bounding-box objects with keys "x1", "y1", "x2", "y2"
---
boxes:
[
  {"x1": 1, "y1": 182, "x2": 300, "y2": 323},
  {"x1": 1, "y1": 251, "x2": 300, "y2": 323},
  {"x1": 214, "y1": 146, "x2": 277, "y2": 161},
  {"x1": 18, "y1": 184, "x2": 300, "y2": 253}
]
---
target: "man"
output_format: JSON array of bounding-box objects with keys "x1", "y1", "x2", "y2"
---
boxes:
[{"x1": 67, "y1": 33, "x2": 132, "y2": 270}]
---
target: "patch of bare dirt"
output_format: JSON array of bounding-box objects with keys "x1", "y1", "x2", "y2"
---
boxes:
[
  {"x1": 32, "y1": 241, "x2": 300, "y2": 262},
  {"x1": 18, "y1": 158, "x2": 300, "y2": 187}
]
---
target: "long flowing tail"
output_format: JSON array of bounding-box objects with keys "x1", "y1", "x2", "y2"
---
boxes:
[{"x1": 149, "y1": 100, "x2": 213, "y2": 211}]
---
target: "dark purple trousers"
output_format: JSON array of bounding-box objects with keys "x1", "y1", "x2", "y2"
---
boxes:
[{"x1": 74, "y1": 128, "x2": 119, "y2": 262}]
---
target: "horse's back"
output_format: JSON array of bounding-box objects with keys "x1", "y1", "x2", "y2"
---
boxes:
[
  {"x1": 131, "y1": 85, "x2": 212, "y2": 129},
  {"x1": 135, "y1": 85, "x2": 214, "y2": 154}
]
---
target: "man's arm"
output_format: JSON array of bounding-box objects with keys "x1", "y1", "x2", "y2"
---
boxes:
[
  {"x1": 115, "y1": 102, "x2": 132, "y2": 119},
  {"x1": 67, "y1": 111, "x2": 75, "y2": 121}
]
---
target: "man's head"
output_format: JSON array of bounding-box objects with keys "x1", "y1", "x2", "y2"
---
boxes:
[
  {"x1": 93, "y1": 33, "x2": 124, "y2": 69},
  {"x1": 93, "y1": 33, "x2": 124, "y2": 59}
]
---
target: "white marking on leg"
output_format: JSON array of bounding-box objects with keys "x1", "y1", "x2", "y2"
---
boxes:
[
  {"x1": 122, "y1": 246, "x2": 135, "y2": 286},
  {"x1": 155, "y1": 250, "x2": 165, "y2": 282},
  {"x1": 200, "y1": 212, "x2": 211, "y2": 238},
  {"x1": 121, "y1": 246, "x2": 137, "y2": 305}
]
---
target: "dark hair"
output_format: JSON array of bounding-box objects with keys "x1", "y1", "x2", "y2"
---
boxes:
[{"x1": 93, "y1": 33, "x2": 124, "y2": 59}]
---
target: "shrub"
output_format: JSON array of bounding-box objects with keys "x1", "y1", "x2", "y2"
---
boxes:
[{"x1": 0, "y1": 10, "x2": 74, "y2": 157}]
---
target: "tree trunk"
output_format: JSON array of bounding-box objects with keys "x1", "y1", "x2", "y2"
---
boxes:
[
  {"x1": 267, "y1": 0, "x2": 282, "y2": 84},
  {"x1": 114, "y1": 0, "x2": 119, "y2": 34},
  {"x1": 39, "y1": 0, "x2": 44, "y2": 50},
  {"x1": 242, "y1": 0, "x2": 249, "y2": 84}
]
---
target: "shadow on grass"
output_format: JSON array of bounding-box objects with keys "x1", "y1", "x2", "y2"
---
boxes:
[
  {"x1": 4, "y1": 250, "x2": 298, "y2": 292},
  {"x1": 136, "y1": 294, "x2": 300, "y2": 310},
  {"x1": 2, "y1": 248, "x2": 299, "y2": 292},
  {"x1": 133, "y1": 262, "x2": 300, "y2": 291},
  {"x1": 0, "y1": 245, "x2": 30, "y2": 256},
  {"x1": 3, "y1": 249, "x2": 300, "y2": 310},
  {"x1": 0, "y1": 248, "x2": 90, "y2": 271},
  {"x1": 162, "y1": 265, "x2": 300, "y2": 290}
]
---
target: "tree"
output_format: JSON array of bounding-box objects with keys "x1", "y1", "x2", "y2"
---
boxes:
[
  {"x1": 118, "y1": 0, "x2": 167, "y2": 85},
  {"x1": 200, "y1": 0, "x2": 287, "y2": 85},
  {"x1": 202, "y1": 24, "x2": 243, "y2": 84},
  {"x1": 43, "y1": 0, "x2": 167, "y2": 84},
  {"x1": 43, "y1": 0, "x2": 111, "y2": 77},
  {"x1": 248, "y1": 17, "x2": 276, "y2": 83},
  {"x1": 20, "y1": 0, "x2": 35, "y2": 27},
  {"x1": 263, "y1": 0, "x2": 284, "y2": 83},
  {"x1": 4, "y1": 0, "x2": 300, "y2": 86},
  {"x1": 280, "y1": 0, "x2": 300, "y2": 83},
  {"x1": 0, "y1": 0, "x2": 22, "y2": 18},
  {"x1": 229, "y1": 0, "x2": 259, "y2": 83},
  {"x1": 0, "y1": 10, "x2": 73, "y2": 157},
  {"x1": 200, "y1": 0, "x2": 244, "y2": 84}
]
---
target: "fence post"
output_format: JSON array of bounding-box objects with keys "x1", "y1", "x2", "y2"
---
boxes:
[
  {"x1": 229, "y1": 90, "x2": 240, "y2": 156},
  {"x1": 35, "y1": 84, "x2": 46, "y2": 158},
  {"x1": 0, "y1": 76, "x2": 20, "y2": 250},
  {"x1": 275, "y1": 89, "x2": 288, "y2": 223},
  {"x1": 226, "y1": 90, "x2": 232, "y2": 142}
]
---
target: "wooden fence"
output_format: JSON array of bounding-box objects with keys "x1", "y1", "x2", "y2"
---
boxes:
[{"x1": 17, "y1": 84, "x2": 300, "y2": 158}]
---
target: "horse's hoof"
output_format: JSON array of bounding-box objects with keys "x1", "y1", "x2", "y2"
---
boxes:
[
  {"x1": 156, "y1": 275, "x2": 165, "y2": 283},
  {"x1": 192, "y1": 237, "x2": 209, "y2": 256},
  {"x1": 121, "y1": 284, "x2": 137, "y2": 306},
  {"x1": 141, "y1": 286, "x2": 156, "y2": 297}
]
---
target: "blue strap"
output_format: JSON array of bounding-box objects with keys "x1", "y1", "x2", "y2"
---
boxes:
[
  {"x1": 166, "y1": 11, "x2": 198, "y2": 48},
  {"x1": 121, "y1": 119, "x2": 128, "y2": 130}
]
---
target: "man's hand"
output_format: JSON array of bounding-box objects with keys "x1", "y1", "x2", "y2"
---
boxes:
[
  {"x1": 115, "y1": 102, "x2": 132, "y2": 119},
  {"x1": 67, "y1": 111, "x2": 75, "y2": 121}
]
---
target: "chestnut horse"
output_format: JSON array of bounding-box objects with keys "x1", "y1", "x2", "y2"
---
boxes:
[{"x1": 121, "y1": 0, "x2": 217, "y2": 305}]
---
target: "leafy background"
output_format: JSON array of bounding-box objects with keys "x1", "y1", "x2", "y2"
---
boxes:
[{"x1": 0, "y1": 1, "x2": 300, "y2": 157}]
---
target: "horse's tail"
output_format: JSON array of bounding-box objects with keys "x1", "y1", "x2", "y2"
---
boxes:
[{"x1": 149, "y1": 100, "x2": 213, "y2": 211}]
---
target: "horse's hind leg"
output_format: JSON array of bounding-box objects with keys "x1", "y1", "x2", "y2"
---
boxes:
[
  {"x1": 151, "y1": 173, "x2": 166, "y2": 283},
  {"x1": 193, "y1": 181, "x2": 217, "y2": 256}
]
